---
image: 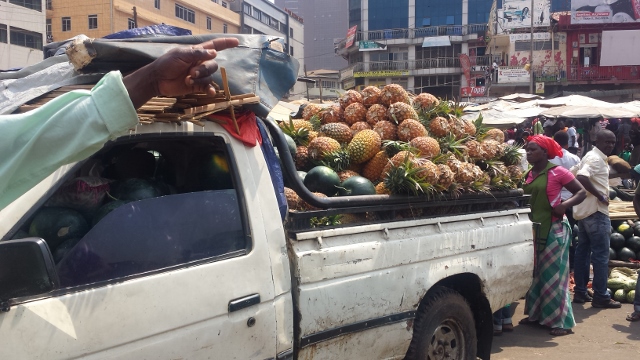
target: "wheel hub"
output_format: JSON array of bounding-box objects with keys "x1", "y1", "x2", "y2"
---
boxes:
[{"x1": 427, "y1": 320, "x2": 463, "y2": 359}]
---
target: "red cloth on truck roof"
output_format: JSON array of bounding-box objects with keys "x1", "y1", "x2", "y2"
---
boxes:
[{"x1": 207, "y1": 111, "x2": 262, "y2": 147}]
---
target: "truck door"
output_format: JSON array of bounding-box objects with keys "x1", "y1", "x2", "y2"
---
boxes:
[{"x1": 0, "y1": 136, "x2": 277, "y2": 359}]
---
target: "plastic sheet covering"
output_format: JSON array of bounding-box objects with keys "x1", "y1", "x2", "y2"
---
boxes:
[
  {"x1": 102, "y1": 24, "x2": 191, "y2": 39},
  {"x1": 1, "y1": 34, "x2": 299, "y2": 118}
]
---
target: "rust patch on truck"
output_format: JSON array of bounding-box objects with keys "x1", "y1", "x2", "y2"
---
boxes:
[{"x1": 405, "y1": 319, "x2": 413, "y2": 331}]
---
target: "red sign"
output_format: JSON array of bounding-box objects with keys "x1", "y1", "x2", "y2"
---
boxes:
[
  {"x1": 460, "y1": 86, "x2": 486, "y2": 97},
  {"x1": 345, "y1": 25, "x2": 358, "y2": 48},
  {"x1": 459, "y1": 54, "x2": 471, "y2": 87}
]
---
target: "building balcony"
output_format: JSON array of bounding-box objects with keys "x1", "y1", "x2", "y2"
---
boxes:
[
  {"x1": 533, "y1": 65, "x2": 640, "y2": 84},
  {"x1": 335, "y1": 24, "x2": 488, "y2": 55},
  {"x1": 340, "y1": 58, "x2": 462, "y2": 81}
]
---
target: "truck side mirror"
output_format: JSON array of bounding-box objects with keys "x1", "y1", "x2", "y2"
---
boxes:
[{"x1": 0, "y1": 238, "x2": 59, "y2": 311}]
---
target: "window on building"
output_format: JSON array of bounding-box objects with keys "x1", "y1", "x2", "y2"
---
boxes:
[
  {"x1": 10, "y1": 27, "x2": 43, "y2": 50},
  {"x1": 175, "y1": 4, "x2": 196, "y2": 24},
  {"x1": 222, "y1": 1, "x2": 227, "y2": 8},
  {"x1": 223, "y1": 23, "x2": 228, "y2": 33},
  {"x1": 206, "y1": 17, "x2": 212, "y2": 30},
  {"x1": 46, "y1": 0, "x2": 52, "y2": 10},
  {"x1": 88, "y1": 15, "x2": 98, "y2": 30},
  {"x1": 46, "y1": 19, "x2": 51, "y2": 36},
  {"x1": 212, "y1": 0, "x2": 219, "y2": 3},
  {"x1": 128, "y1": 18, "x2": 135, "y2": 29},
  {"x1": 62, "y1": 17, "x2": 71, "y2": 32},
  {"x1": 290, "y1": 27, "x2": 293, "y2": 38},
  {"x1": 0, "y1": 24, "x2": 7, "y2": 44},
  {"x1": 280, "y1": 22, "x2": 287, "y2": 34},
  {"x1": 290, "y1": 45, "x2": 294, "y2": 56},
  {"x1": 243, "y1": 3, "x2": 251, "y2": 16},
  {"x1": 154, "y1": 0, "x2": 160, "y2": 9},
  {"x1": 9, "y1": 0, "x2": 42, "y2": 12}
]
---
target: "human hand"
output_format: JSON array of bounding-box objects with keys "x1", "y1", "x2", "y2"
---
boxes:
[
  {"x1": 552, "y1": 203, "x2": 566, "y2": 218},
  {"x1": 123, "y1": 37, "x2": 240, "y2": 108},
  {"x1": 597, "y1": 192, "x2": 609, "y2": 205}
]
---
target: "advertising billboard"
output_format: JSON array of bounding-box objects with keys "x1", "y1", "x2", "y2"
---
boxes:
[
  {"x1": 500, "y1": 0, "x2": 551, "y2": 30},
  {"x1": 571, "y1": 0, "x2": 640, "y2": 24}
]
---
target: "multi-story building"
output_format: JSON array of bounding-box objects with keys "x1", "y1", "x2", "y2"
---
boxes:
[
  {"x1": 0, "y1": 0, "x2": 46, "y2": 70},
  {"x1": 231, "y1": 0, "x2": 305, "y2": 100},
  {"x1": 336, "y1": 0, "x2": 493, "y2": 99},
  {"x1": 45, "y1": 0, "x2": 240, "y2": 44},
  {"x1": 274, "y1": 0, "x2": 348, "y2": 71}
]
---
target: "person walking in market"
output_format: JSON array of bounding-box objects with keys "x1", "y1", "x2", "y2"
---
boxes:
[
  {"x1": 571, "y1": 130, "x2": 622, "y2": 309},
  {"x1": 519, "y1": 135, "x2": 586, "y2": 336}
]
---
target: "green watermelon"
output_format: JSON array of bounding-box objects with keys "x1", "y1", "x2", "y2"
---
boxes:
[
  {"x1": 609, "y1": 247, "x2": 617, "y2": 260},
  {"x1": 304, "y1": 166, "x2": 341, "y2": 196},
  {"x1": 626, "y1": 235, "x2": 640, "y2": 252},
  {"x1": 617, "y1": 247, "x2": 637, "y2": 262},
  {"x1": 618, "y1": 223, "x2": 634, "y2": 239},
  {"x1": 92, "y1": 200, "x2": 128, "y2": 226},
  {"x1": 297, "y1": 171, "x2": 307, "y2": 182},
  {"x1": 53, "y1": 237, "x2": 81, "y2": 263},
  {"x1": 610, "y1": 232, "x2": 626, "y2": 250},
  {"x1": 284, "y1": 134, "x2": 297, "y2": 158},
  {"x1": 29, "y1": 207, "x2": 89, "y2": 249},
  {"x1": 628, "y1": 290, "x2": 636, "y2": 304},
  {"x1": 111, "y1": 178, "x2": 164, "y2": 201},
  {"x1": 634, "y1": 225, "x2": 640, "y2": 237},
  {"x1": 338, "y1": 176, "x2": 376, "y2": 196},
  {"x1": 613, "y1": 289, "x2": 627, "y2": 302}
]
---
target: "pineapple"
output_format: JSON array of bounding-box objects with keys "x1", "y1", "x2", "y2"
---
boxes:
[
  {"x1": 454, "y1": 162, "x2": 476, "y2": 186},
  {"x1": 501, "y1": 144, "x2": 523, "y2": 166},
  {"x1": 308, "y1": 130, "x2": 319, "y2": 143},
  {"x1": 397, "y1": 119, "x2": 428, "y2": 142},
  {"x1": 307, "y1": 136, "x2": 341, "y2": 161},
  {"x1": 295, "y1": 146, "x2": 311, "y2": 171},
  {"x1": 383, "y1": 140, "x2": 415, "y2": 158},
  {"x1": 373, "y1": 120, "x2": 398, "y2": 141},
  {"x1": 344, "y1": 102, "x2": 368, "y2": 125},
  {"x1": 351, "y1": 121, "x2": 372, "y2": 134},
  {"x1": 348, "y1": 129, "x2": 382, "y2": 164},
  {"x1": 285, "y1": 187, "x2": 304, "y2": 211},
  {"x1": 319, "y1": 104, "x2": 343, "y2": 124},
  {"x1": 436, "y1": 164, "x2": 455, "y2": 189},
  {"x1": 380, "y1": 84, "x2": 410, "y2": 107},
  {"x1": 338, "y1": 170, "x2": 359, "y2": 182},
  {"x1": 413, "y1": 92, "x2": 440, "y2": 110},
  {"x1": 302, "y1": 104, "x2": 323, "y2": 121},
  {"x1": 366, "y1": 104, "x2": 389, "y2": 125},
  {"x1": 375, "y1": 182, "x2": 391, "y2": 195},
  {"x1": 412, "y1": 158, "x2": 440, "y2": 185},
  {"x1": 447, "y1": 117, "x2": 467, "y2": 140},
  {"x1": 507, "y1": 165, "x2": 524, "y2": 182},
  {"x1": 362, "y1": 150, "x2": 390, "y2": 182},
  {"x1": 480, "y1": 140, "x2": 501, "y2": 160},
  {"x1": 382, "y1": 150, "x2": 415, "y2": 176},
  {"x1": 465, "y1": 139, "x2": 485, "y2": 159},
  {"x1": 428, "y1": 116, "x2": 450, "y2": 138},
  {"x1": 339, "y1": 90, "x2": 363, "y2": 109},
  {"x1": 361, "y1": 86, "x2": 382, "y2": 107},
  {"x1": 462, "y1": 119, "x2": 477, "y2": 137},
  {"x1": 383, "y1": 156, "x2": 435, "y2": 196},
  {"x1": 320, "y1": 148, "x2": 351, "y2": 172},
  {"x1": 484, "y1": 128, "x2": 505, "y2": 143},
  {"x1": 439, "y1": 133, "x2": 468, "y2": 161},
  {"x1": 410, "y1": 136, "x2": 440, "y2": 159},
  {"x1": 388, "y1": 102, "x2": 419, "y2": 124},
  {"x1": 319, "y1": 122, "x2": 353, "y2": 143},
  {"x1": 304, "y1": 192, "x2": 328, "y2": 211}
]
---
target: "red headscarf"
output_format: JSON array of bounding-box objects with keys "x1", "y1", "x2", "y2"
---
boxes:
[{"x1": 527, "y1": 135, "x2": 563, "y2": 159}]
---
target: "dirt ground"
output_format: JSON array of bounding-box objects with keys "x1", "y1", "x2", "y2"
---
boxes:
[{"x1": 491, "y1": 300, "x2": 639, "y2": 359}]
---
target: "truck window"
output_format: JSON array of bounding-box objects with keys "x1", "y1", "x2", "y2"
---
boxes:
[{"x1": 10, "y1": 135, "x2": 250, "y2": 290}]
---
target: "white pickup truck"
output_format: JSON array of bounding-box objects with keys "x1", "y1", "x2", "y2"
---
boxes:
[{"x1": 0, "y1": 118, "x2": 534, "y2": 360}]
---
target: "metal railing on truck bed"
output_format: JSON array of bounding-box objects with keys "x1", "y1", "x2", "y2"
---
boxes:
[{"x1": 263, "y1": 119, "x2": 530, "y2": 232}]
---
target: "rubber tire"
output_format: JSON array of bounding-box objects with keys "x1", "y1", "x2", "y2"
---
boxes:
[{"x1": 405, "y1": 286, "x2": 477, "y2": 360}]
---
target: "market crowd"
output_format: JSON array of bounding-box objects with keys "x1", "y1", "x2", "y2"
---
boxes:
[{"x1": 493, "y1": 116, "x2": 640, "y2": 338}]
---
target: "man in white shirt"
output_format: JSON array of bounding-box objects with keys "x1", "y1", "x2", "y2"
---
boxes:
[
  {"x1": 571, "y1": 130, "x2": 621, "y2": 308},
  {"x1": 492, "y1": 61, "x2": 499, "y2": 83},
  {"x1": 550, "y1": 131, "x2": 581, "y2": 269},
  {"x1": 566, "y1": 119, "x2": 578, "y2": 155}
]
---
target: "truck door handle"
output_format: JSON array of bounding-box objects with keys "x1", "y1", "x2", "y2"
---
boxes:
[{"x1": 228, "y1": 293, "x2": 260, "y2": 313}]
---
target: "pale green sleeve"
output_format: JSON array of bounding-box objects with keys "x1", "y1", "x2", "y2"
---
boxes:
[{"x1": 0, "y1": 71, "x2": 139, "y2": 210}]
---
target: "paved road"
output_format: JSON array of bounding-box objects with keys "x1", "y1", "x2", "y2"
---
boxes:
[{"x1": 491, "y1": 300, "x2": 639, "y2": 359}]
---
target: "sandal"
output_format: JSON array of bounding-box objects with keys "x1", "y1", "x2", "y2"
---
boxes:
[
  {"x1": 626, "y1": 311, "x2": 640, "y2": 322},
  {"x1": 549, "y1": 328, "x2": 573, "y2": 336},
  {"x1": 518, "y1": 317, "x2": 537, "y2": 325},
  {"x1": 493, "y1": 329, "x2": 503, "y2": 336},
  {"x1": 502, "y1": 323, "x2": 514, "y2": 332}
]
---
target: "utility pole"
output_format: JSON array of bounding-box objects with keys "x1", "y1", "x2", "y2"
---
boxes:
[
  {"x1": 529, "y1": 0, "x2": 534, "y2": 94},
  {"x1": 319, "y1": 79, "x2": 324, "y2": 103},
  {"x1": 304, "y1": 65, "x2": 310, "y2": 101},
  {"x1": 133, "y1": 6, "x2": 138, "y2": 28}
]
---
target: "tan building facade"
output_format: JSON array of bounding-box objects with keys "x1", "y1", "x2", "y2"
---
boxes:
[{"x1": 47, "y1": 0, "x2": 240, "y2": 43}]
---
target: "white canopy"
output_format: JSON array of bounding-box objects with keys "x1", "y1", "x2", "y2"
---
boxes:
[{"x1": 541, "y1": 105, "x2": 638, "y2": 119}]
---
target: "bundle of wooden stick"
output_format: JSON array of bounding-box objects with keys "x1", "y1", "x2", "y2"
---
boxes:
[{"x1": 17, "y1": 68, "x2": 259, "y2": 134}]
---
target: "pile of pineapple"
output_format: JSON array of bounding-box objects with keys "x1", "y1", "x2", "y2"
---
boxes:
[{"x1": 279, "y1": 84, "x2": 523, "y2": 211}]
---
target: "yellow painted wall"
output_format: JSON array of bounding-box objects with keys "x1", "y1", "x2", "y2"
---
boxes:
[{"x1": 48, "y1": 0, "x2": 240, "y2": 42}]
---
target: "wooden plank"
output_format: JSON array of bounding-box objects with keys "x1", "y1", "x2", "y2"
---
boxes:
[{"x1": 182, "y1": 96, "x2": 260, "y2": 115}]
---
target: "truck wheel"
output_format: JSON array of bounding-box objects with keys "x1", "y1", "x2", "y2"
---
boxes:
[{"x1": 405, "y1": 286, "x2": 477, "y2": 360}]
